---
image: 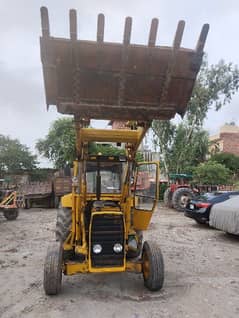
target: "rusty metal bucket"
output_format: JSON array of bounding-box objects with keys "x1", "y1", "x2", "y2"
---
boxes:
[{"x1": 40, "y1": 7, "x2": 209, "y2": 121}]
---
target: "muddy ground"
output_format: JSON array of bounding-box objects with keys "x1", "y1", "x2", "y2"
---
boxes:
[{"x1": 0, "y1": 206, "x2": 238, "y2": 318}]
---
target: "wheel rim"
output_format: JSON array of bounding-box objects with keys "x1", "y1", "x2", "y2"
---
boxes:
[
  {"x1": 180, "y1": 195, "x2": 189, "y2": 207},
  {"x1": 142, "y1": 252, "x2": 150, "y2": 279}
]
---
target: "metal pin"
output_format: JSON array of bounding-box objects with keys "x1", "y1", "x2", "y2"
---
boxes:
[
  {"x1": 97, "y1": 13, "x2": 105, "y2": 42},
  {"x1": 173, "y1": 20, "x2": 185, "y2": 49},
  {"x1": 40, "y1": 6, "x2": 50, "y2": 37},
  {"x1": 123, "y1": 17, "x2": 132, "y2": 45},
  {"x1": 69, "y1": 9, "x2": 77, "y2": 40},
  {"x1": 148, "y1": 18, "x2": 158, "y2": 47},
  {"x1": 196, "y1": 24, "x2": 209, "y2": 53}
]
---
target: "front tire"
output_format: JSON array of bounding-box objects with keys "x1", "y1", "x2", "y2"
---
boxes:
[
  {"x1": 3, "y1": 208, "x2": 19, "y2": 220},
  {"x1": 43, "y1": 242, "x2": 63, "y2": 295},
  {"x1": 142, "y1": 241, "x2": 164, "y2": 291}
]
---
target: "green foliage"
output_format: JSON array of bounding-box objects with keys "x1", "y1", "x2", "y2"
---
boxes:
[
  {"x1": 152, "y1": 122, "x2": 209, "y2": 174},
  {"x1": 36, "y1": 117, "x2": 142, "y2": 168},
  {"x1": 186, "y1": 59, "x2": 239, "y2": 126},
  {"x1": 210, "y1": 152, "x2": 239, "y2": 173},
  {"x1": 0, "y1": 135, "x2": 38, "y2": 174},
  {"x1": 152, "y1": 58, "x2": 239, "y2": 175},
  {"x1": 36, "y1": 118, "x2": 76, "y2": 169},
  {"x1": 88, "y1": 143, "x2": 125, "y2": 156},
  {"x1": 193, "y1": 161, "x2": 231, "y2": 185},
  {"x1": 233, "y1": 180, "x2": 239, "y2": 190}
]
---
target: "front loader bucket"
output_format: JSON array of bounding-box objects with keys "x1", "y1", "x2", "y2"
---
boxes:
[{"x1": 40, "y1": 7, "x2": 209, "y2": 121}]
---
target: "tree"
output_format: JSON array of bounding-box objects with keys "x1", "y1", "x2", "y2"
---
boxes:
[
  {"x1": 193, "y1": 161, "x2": 231, "y2": 185},
  {"x1": 153, "y1": 122, "x2": 209, "y2": 174},
  {"x1": 36, "y1": 118, "x2": 143, "y2": 168},
  {"x1": 36, "y1": 118, "x2": 76, "y2": 169},
  {"x1": 0, "y1": 135, "x2": 38, "y2": 175},
  {"x1": 152, "y1": 59, "x2": 239, "y2": 175},
  {"x1": 210, "y1": 152, "x2": 239, "y2": 176}
]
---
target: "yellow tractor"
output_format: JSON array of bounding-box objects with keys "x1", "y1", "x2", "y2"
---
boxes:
[{"x1": 40, "y1": 7, "x2": 208, "y2": 294}]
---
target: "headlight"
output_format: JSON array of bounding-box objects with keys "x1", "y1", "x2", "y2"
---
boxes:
[
  {"x1": 92, "y1": 244, "x2": 102, "y2": 254},
  {"x1": 113, "y1": 243, "x2": 123, "y2": 253}
]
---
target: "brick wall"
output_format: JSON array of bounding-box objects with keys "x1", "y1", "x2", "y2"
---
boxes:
[
  {"x1": 111, "y1": 121, "x2": 127, "y2": 129},
  {"x1": 221, "y1": 133, "x2": 239, "y2": 156}
]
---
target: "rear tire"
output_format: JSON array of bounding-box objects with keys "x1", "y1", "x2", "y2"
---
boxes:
[
  {"x1": 56, "y1": 204, "x2": 72, "y2": 242},
  {"x1": 163, "y1": 188, "x2": 173, "y2": 208},
  {"x1": 3, "y1": 208, "x2": 19, "y2": 220},
  {"x1": 142, "y1": 241, "x2": 164, "y2": 291},
  {"x1": 43, "y1": 242, "x2": 63, "y2": 295},
  {"x1": 172, "y1": 187, "x2": 193, "y2": 212}
]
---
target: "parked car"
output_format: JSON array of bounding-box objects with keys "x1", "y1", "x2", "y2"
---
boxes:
[
  {"x1": 209, "y1": 196, "x2": 239, "y2": 235},
  {"x1": 184, "y1": 191, "x2": 239, "y2": 224}
]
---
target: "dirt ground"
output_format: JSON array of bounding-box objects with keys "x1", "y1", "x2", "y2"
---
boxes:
[{"x1": 0, "y1": 206, "x2": 239, "y2": 318}]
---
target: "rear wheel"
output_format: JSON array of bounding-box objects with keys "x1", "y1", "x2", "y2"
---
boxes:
[
  {"x1": 172, "y1": 187, "x2": 193, "y2": 212},
  {"x1": 56, "y1": 204, "x2": 72, "y2": 242},
  {"x1": 3, "y1": 208, "x2": 19, "y2": 220},
  {"x1": 142, "y1": 241, "x2": 164, "y2": 291},
  {"x1": 163, "y1": 188, "x2": 173, "y2": 208}
]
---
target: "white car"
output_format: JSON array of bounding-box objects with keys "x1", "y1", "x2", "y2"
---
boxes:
[{"x1": 209, "y1": 195, "x2": 239, "y2": 235}]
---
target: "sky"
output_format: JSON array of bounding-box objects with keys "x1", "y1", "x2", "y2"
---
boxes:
[{"x1": 0, "y1": 0, "x2": 239, "y2": 166}]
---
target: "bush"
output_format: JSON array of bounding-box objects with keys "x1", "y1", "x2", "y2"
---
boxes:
[
  {"x1": 210, "y1": 152, "x2": 239, "y2": 175},
  {"x1": 193, "y1": 161, "x2": 231, "y2": 185}
]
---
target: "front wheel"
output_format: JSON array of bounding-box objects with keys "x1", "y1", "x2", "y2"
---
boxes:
[
  {"x1": 142, "y1": 241, "x2": 164, "y2": 291},
  {"x1": 3, "y1": 208, "x2": 19, "y2": 220},
  {"x1": 43, "y1": 241, "x2": 63, "y2": 295}
]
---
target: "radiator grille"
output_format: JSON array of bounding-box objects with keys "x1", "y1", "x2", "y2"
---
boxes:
[{"x1": 90, "y1": 213, "x2": 124, "y2": 267}]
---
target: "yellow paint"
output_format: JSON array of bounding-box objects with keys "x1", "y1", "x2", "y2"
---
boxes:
[
  {"x1": 126, "y1": 261, "x2": 142, "y2": 273},
  {"x1": 133, "y1": 209, "x2": 153, "y2": 230},
  {"x1": 64, "y1": 262, "x2": 89, "y2": 275},
  {"x1": 64, "y1": 260, "x2": 142, "y2": 275},
  {"x1": 61, "y1": 193, "x2": 73, "y2": 208},
  {"x1": 78, "y1": 128, "x2": 142, "y2": 143}
]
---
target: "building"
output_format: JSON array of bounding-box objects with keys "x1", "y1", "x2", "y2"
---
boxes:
[{"x1": 209, "y1": 125, "x2": 239, "y2": 156}]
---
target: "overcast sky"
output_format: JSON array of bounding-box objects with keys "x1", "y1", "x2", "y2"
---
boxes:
[{"x1": 0, "y1": 0, "x2": 239, "y2": 166}]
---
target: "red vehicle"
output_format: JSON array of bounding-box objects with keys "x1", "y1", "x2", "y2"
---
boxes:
[{"x1": 163, "y1": 174, "x2": 196, "y2": 211}]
